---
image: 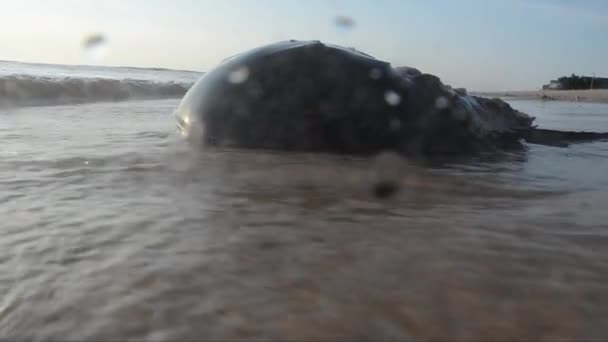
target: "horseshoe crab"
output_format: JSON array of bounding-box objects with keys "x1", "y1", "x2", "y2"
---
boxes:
[{"x1": 175, "y1": 40, "x2": 608, "y2": 156}]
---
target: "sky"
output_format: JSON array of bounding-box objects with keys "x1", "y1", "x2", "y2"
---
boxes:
[{"x1": 0, "y1": 0, "x2": 606, "y2": 91}]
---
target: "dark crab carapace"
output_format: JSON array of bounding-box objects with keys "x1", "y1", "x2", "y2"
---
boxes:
[{"x1": 175, "y1": 40, "x2": 608, "y2": 156}]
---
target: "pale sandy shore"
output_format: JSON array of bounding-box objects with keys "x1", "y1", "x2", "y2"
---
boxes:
[{"x1": 473, "y1": 89, "x2": 608, "y2": 104}]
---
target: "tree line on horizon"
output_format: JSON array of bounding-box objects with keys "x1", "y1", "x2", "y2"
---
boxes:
[{"x1": 545, "y1": 74, "x2": 608, "y2": 90}]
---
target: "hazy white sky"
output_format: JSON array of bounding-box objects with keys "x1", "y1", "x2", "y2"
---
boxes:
[{"x1": 1, "y1": 0, "x2": 607, "y2": 91}]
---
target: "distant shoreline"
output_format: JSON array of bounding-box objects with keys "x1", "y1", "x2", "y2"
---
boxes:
[
  {"x1": 473, "y1": 89, "x2": 608, "y2": 104},
  {"x1": 0, "y1": 59, "x2": 204, "y2": 74}
]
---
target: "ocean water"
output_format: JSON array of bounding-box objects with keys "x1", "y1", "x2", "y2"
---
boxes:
[
  {"x1": 2, "y1": 61, "x2": 608, "y2": 340},
  {"x1": 0, "y1": 60, "x2": 201, "y2": 107}
]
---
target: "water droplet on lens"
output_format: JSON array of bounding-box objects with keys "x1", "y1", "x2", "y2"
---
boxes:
[
  {"x1": 228, "y1": 66, "x2": 249, "y2": 84},
  {"x1": 384, "y1": 90, "x2": 401, "y2": 106},
  {"x1": 334, "y1": 15, "x2": 355, "y2": 30},
  {"x1": 435, "y1": 96, "x2": 449, "y2": 109},
  {"x1": 83, "y1": 33, "x2": 106, "y2": 47},
  {"x1": 369, "y1": 68, "x2": 382, "y2": 80},
  {"x1": 82, "y1": 33, "x2": 108, "y2": 64},
  {"x1": 369, "y1": 152, "x2": 405, "y2": 199}
]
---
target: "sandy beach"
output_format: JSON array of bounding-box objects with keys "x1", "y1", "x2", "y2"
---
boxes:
[{"x1": 474, "y1": 89, "x2": 608, "y2": 104}]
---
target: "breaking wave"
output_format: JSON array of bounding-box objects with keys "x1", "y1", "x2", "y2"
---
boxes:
[{"x1": 0, "y1": 75, "x2": 194, "y2": 107}]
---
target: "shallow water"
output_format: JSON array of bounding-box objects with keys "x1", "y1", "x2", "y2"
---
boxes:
[{"x1": 2, "y1": 95, "x2": 608, "y2": 340}]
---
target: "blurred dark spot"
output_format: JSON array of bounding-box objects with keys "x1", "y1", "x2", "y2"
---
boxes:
[
  {"x1": 259, "y1": 240, "x2": 281, "y2": 250},
  {"x1": 370, "y1": 152, "x2": 406, "y2": 199},
  {"x1": 373, "y1": 180, "x2": 400, "y2": 198},
  {"x1": 334, "y1": 15, "x2": 356, "y2": 29},
  {"x1": 82, "y1": 33, "x2": 106, "y2": 49},
  {"x1": 82, "y1": 33, "x2": 108, "y2": 63}
]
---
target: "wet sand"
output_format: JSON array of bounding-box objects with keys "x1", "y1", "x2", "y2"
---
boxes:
[
  {"x1": 474, "y1": 89, "x2": 608, "y2": 104},
  {"x1": 3, "y1": 98, "x2": 608, "y2": 341}
]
